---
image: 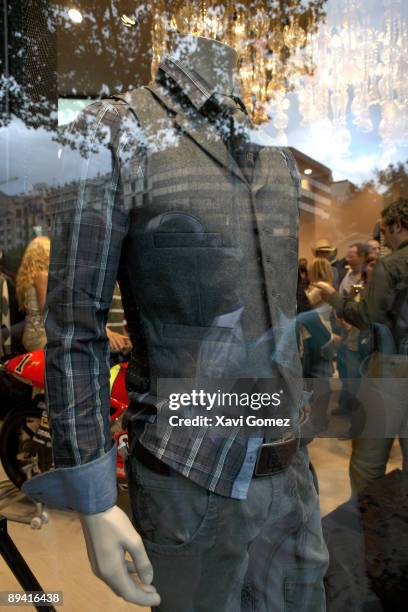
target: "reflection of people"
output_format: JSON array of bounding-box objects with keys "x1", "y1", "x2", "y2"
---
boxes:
[
  {"x1": 299, "y1": 258, "x2": 340, "y2": 433},
  {"x1": 312, "y1": 238, "x2": 344, "y2": 288},
  {"x1": 0, "y1": 248, "x2": 12, "y2": 358},
  {"x1": 106, "y1": 327, "x2": 132, "y2": 354},
  {"x1": 315, "y1": 198, "x2": 408, "y2": 493},
  {"x1": 0, "y1": 249, "x2": 26, "y2": 355},
  {"x1": 367, "y1": 239, "x2": 380, "y2": 259},
  {"x1": 362, "y1": 254, "x2": 378, "y2": 283},
  {"x1": 338, "y1": 243, "x2": 369, "y2": 298},
  {"x1": 23, "y1": 35, "x2": 328, "y2": 610},
  {"x1": 0, "y1": 270, "x2": 11, "y2": 358},
  {"x1": 16, "y1": 236, "x2": 50, "y2": 351},
  {"x1": 297, "y1": 258, "x2": 310, "y2": 313},
  {"x1": 106, "y1": 283, "x2": 132, "y2": 357},
  {"x1": 356, "y1": 254, "x2": 378, "y2": 365},
  {"x1": 334, "y1": 242, "x2": 370, "y2": 418}
]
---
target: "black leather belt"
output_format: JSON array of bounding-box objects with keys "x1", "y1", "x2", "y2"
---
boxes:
[
  {"x1": 254, "y1": 437, "x2": 298, "y2": 476},
  {"x1": 132, "y1": 435, "x2": 300, "y2": 479},
  {"x1": 133, "y1": 441, "x2": 173, "y2": 476},
  {"x1": 130, "y1": 410, "x2": 310, "y2": 479}
]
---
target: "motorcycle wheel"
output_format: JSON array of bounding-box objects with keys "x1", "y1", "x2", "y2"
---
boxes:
[{"x1": 0, "y1": 398, "x2": 53, "y2": 489}]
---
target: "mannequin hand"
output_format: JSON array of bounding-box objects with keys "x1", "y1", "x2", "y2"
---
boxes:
[{"x1": 79, "y1": 505, "x2": 160, "y2": 607}]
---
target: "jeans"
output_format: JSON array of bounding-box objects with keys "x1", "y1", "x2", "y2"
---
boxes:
[
  {"x1": 305, "y1": 377, "x2": 332, "y2": 433},
  {"x1": 126, "y1": 444, "x2": 329, "y2": 612},
  {"x1": 337, "y1": 346, "x2": 363, "y2": 414},
  {"x1": 350, "y1": 353, "x2": 408, "y2": 494}
]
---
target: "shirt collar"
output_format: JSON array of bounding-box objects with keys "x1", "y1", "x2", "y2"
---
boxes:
[
  {"x1": 156, "y1": 55, "x2": 250, "y2": 125},
  {"x1": 157, "y1": 55, "x2": 215, "y2": 111}
]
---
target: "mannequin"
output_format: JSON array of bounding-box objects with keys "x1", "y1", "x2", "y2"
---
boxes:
[
  {"x1": 168, "y1": 34, "x2": 238, "y2": 94},
  {"x1": 80, "y1": 35, "x2": 241, "y2": 606},
  {"x1": 23, "y1": 31, "x2": 328, "y2": 611}
]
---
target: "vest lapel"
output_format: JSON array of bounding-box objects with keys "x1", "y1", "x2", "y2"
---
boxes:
[
  {"x1": 173, "y1": 111, "x2": 247, "y2": 185},
  {"x1": 251, "y1": 147, "x2": 270, "y2": 194},
  {"x1": 145, "y1": 84, "x2": 248, "y2": 186}
]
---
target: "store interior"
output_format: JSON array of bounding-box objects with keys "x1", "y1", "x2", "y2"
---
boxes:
[{"x1": 1, "y1": 1, "x2": 408, "y2": 610}]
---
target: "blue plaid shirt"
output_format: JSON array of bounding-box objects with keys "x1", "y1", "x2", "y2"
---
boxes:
[{"x1": 22, "y1": 60, "x2": 299, "y2": 513}]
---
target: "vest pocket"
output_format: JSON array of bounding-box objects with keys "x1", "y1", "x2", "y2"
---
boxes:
[
  {"x1": 154, "y1": 232, "x2": 221, "y2": 248},
  {"x1": 163, "y1": 323, "x2": 233, "y2": 341}
]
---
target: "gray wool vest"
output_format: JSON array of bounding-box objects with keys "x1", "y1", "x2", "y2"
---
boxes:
[{"x1": 115, "y1": 85, "x2": 305, "y2": 427}]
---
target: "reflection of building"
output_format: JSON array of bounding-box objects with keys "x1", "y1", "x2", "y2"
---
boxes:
[
  {"x1": 331, "y1": 179, "x2": 356, "y2": 203},
  {"x1": 0, "y1": 148, "x2": 338, "y2": 259},
  {"x1": 291, "y1": 151, "x2": 384, "y2": 260},
  {"x1": 0, "y1": 172, "x2": 127, "y2": 253},
  {"x1": 290, "y1": 148, "x2": 333, "y2": 259},
  {"x1": 0, "y1": 191, "x2": 51, "y2": 252},
  {"x1": 0, "y1": 147, "x2": 384, "y2": 262},
  {"x1": 331, "y1": 180, "x2": 383, "y2": 256},
  {"x1": 45, "y1": 175, "x2": 109, "y2": 218},
  {"x1": 122, "y1": 160, "x2": 145, "y2": 210}
]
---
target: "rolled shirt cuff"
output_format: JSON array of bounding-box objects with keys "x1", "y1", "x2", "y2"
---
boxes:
[{"x1": 21, "y1": 444, "x2": 118, "y2": 514}]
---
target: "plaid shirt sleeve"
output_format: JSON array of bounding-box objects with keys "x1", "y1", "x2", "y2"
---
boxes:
[{"x1": 22, "y1": 99, "x2": 139, "y2": 513}]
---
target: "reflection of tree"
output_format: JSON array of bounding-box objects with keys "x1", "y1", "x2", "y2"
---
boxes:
[
  {"x1": 156, "y1": 0, "x2": 327, "y2": 121},
  {"x1": 360, "y1": 161, "x2": 408, "y2": 204},
  {"x1": 57, "y1": 1, "x2": 151, "y2": 98},
  {"x1": 1, "y1": 0, "x2": 57, "y2": 130},
  {"x1": 2, "y1": 0, "x2": 326, "y2": 136},
  {"x1": 58, "y1": 1, "x2": 327, "y2": 101}
]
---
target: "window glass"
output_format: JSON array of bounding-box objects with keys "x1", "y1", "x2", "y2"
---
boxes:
[{"x1": 1, "y1": 2, "x2": 407, "y2": 610}]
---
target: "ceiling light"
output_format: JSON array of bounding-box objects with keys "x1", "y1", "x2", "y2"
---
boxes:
[
  {"x1": 304, "y1": 168, "x2": 312, "y2": 175},
  {"x1": 68, "y1": 8, "x2": 83, "y2": 24},
  {"x1": 121, "y1": 14, "x2": 136, "y2": 27}
]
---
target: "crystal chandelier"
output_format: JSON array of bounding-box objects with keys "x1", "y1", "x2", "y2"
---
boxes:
[
  {"x1": 149, "y1": 0, "x2": 408, "y2": 153},
  {"x1": 287, "y1": 0, "x2": 408, "y2": 154},
  {"x1": 150, "y1": 0, "x2": 323, "y2": 124}
]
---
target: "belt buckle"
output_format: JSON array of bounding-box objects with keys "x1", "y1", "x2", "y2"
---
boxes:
[{"x1": 254, "y1": 436, "x2": 298, "y2": 477}]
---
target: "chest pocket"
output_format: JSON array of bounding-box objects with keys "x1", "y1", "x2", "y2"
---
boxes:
[{"x1": 151, "y1": 212, "x2": 222, "y2": 249}]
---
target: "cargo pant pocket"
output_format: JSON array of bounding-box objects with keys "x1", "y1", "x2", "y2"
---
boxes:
[
  {"x1": 127, "y1": 455, "x2": 218, "y2": 556},
  {"x1": 284, "y1": 569, "x2": 326, "y2": 612}
]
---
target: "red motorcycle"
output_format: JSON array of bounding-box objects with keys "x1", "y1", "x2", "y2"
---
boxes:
[{"x1": 0, "y1": 350, "x2": 129, "y2": 489}]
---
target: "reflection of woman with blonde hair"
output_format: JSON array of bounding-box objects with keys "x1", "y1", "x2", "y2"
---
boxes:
[
  {"x1": 306, "y1": 258, "x2": 334, "y2": 307},
  {"x1": 305, "y1": 258, "x2": 338, "y2": 354},
  {"x1": 16, "y1": 236, "x2": 50, "y2": 351},
  {"x1": 298, "y1": 258, "x2": 340, "y2": 433}
]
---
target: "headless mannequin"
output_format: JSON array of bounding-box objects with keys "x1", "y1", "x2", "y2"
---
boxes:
[
  {"x1": 168, "y1": 33, "x2": 237, "y2": 94},
  {"x1": 80, "y1": 35, "x2": 240, "y2": 606}
]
